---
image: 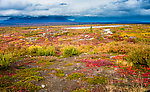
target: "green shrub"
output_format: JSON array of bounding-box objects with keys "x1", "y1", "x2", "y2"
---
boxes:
[
  {"x1": 0, "y1": 53, "x2": 13, "y2": 69},
  {"x1": 112, "y1": 30, "x2": 116, "y2": 33},
  {"x1": 120, "y1": 28, "x2": 125, "y2": 30},
  {"x1": 63, "y1": 46, "x2": 80, "y2": 57},
  {"x1": 126, "y1": 46, "x2": 150, "y2": 68}
]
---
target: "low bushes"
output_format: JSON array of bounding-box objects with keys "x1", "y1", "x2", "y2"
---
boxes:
[
  {"x1": 0, "y1": 53, "x2": 13, "y2": 69},
  {"x1": 28, "y1": 45, "x2": 56, "y2": 56},
  {"x1": 107, "y1": 42, "x2": 141, "y2": 54},
  {"x1": 28, "y1": 45, "x2": 80, "y2": 57},
  {"x1": 62, "y1": 46, "x2": 80, "y2": 57},
  {"x1": 38, "y1": 46, "x2": 55, "y2": 56},
  {"x1": 126, "y1": 46, "x2": 150, "y2": 68},
  {"x1": 28, "y1": 45, "x2": 41, "y2": 56},
  {"x1": 13, "y1": 47, "x2": 28, "y2": 57}
]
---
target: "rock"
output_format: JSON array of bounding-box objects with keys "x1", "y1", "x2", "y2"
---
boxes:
[{"x1": 41, "y1": 84, "x2": 45, "y2": 88}]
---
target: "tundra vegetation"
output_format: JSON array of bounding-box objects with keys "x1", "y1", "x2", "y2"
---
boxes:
[{"x1": 0, "y1": 24, "x2": 149, "y2": 92}]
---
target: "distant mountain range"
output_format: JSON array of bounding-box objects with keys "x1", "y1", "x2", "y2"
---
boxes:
[{"x1": 0, "y1": 16, "x2": 150, "y2": 26}]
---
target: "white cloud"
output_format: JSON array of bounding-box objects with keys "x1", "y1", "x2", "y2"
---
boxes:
[
  {"x1": 0, "y1": 0, "x2": 149, "y2": 16},
  {"x1": 0, "y1": 9, "x2": 20, "y2": 16},
  {"x1": 140, "y1": 9, "x2": 150, "y2": 15}
]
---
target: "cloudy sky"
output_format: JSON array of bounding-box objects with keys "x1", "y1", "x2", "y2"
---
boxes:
[{"x1": 0, "y1": 0, "x2": 150, "y2": 17}]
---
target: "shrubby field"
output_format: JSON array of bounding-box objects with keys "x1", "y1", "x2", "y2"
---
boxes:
[{"x1": 0, "y1": 24, "x2": 149, "y2": 92}]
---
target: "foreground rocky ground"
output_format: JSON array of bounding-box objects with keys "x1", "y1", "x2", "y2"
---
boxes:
[
  {"x1": 3, "y1": 53, "x2": 147, "y2": 92},
  {"x1": 0, "y1": 24, "x2": 150, "y2": 92}
]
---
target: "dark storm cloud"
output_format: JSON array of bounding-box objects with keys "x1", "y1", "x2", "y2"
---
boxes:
[{"x1": 0, "y1": 0, "x2": 149, "y2": 16}]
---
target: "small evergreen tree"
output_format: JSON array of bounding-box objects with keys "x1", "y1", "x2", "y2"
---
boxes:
[{"x1": 90, "y1": 25, "x2": 93, "y2": 33}]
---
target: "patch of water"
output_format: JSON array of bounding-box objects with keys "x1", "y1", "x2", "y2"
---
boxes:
[{"x1": 65, "y1": 25, "x2": 129, "y2": 29}]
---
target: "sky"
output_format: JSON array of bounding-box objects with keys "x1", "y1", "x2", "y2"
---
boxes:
[
  {"x1": 0, "y1": 0, "x2": 150, "y2": 23},
  {"x1": 0, "y1": 0, "x2": 150, "y2": 17}
]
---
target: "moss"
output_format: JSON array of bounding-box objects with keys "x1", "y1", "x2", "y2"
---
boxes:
[
  {"x1": 0, "y1": 68, "x2": 44, "y2": 91},
  {"x1": 72, "y1": 88, "x2": 89, "y2": 92},
  {"x1": 7, "y1": 81, "x2": 41, "y2": 92},
  {"x1": 63, "y1": 63, "x2": 73, "y2": 67},
  {"x1": 13, "y1": 68, "x2": 42, "y2": 79},
  {"x1": 66, "y1": 72, "x2": 85, "y2": 80},
  {"x1": 0, "y1": 75, "x2": 13, "y2": 87},
  {"x1": 37, "y1": 60, "x2": 54, "y2": 65},
  {"x1": 86, "y1": 76, "x2": 107, "y2": 85},
  {"x1": 52, "y1": 69, "x2": 65, "y2": 77},
  {"x1": 23, "y1": 76, "x2": 43, "y2": 82}
]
